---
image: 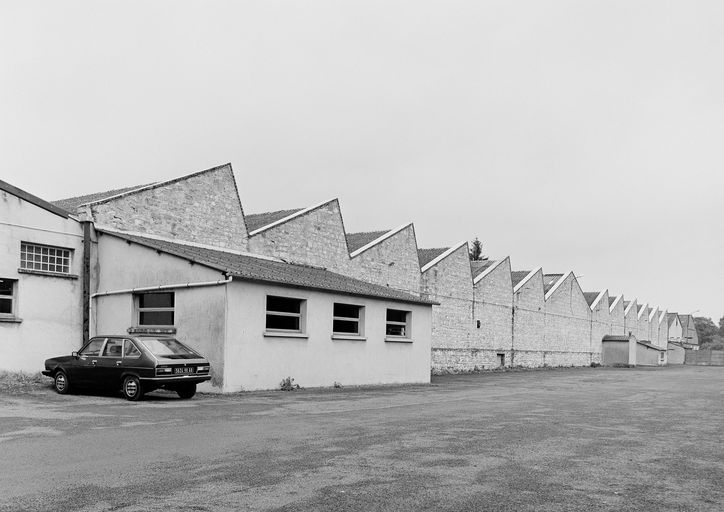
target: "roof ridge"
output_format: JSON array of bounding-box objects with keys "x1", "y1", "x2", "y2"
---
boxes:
[
  {"x1": 350, "y1": 223, "x2": 413, "y2": 258},
  {"x1": 0, "y1": 178, "x2": 71, "y2": 219},
  {"x1": 248, "y1": 199, "x2": 338, "y2": 236}
]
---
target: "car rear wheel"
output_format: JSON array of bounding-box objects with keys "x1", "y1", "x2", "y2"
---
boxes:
[
  {"x1": 54, "y1": 370, "x2": 70, "y2": 394},
  {"x1": 122, "y1": 376, "x2": 143, "y2": 401},
  {"x1": 176, "y1": 383, "x2": 196, "y2": 399}
]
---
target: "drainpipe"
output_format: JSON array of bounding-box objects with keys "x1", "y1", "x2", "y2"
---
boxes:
[
  {"x1": 88, "y1": 276, "x2": 233, "y2": 338},
  {"x1": 81, "y1": 221, "x2": 92, "y2": 346}
]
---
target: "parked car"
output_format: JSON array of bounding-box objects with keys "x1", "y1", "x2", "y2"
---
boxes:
[{"x1": 42, "y1": 335, "x2": 212, "y2": 401}]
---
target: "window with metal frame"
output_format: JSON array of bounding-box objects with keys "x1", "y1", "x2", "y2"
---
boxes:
[
  {"x1": 385, "y1": 308, "x2": 411, "y2": 337},
  {"x1": 266, "y1": 295, "x2": 305, "y2": 332},
  {"x1": 333, "y1": 303, "x2": 363, "y2": 335},
  {"x1": 136, "y1": 292, "x2": 175, "y2": 326},
  {"x1": 20, "y1": 242, "x2": 72, "y2": 274},
  {"x1": 0, "y1": 279, "x2": 16, "y2": 316}
]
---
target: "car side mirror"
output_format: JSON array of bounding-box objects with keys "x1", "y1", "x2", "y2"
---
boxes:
[{"x1": 72, "y1": 351, "x2": 79, "y2": 359}]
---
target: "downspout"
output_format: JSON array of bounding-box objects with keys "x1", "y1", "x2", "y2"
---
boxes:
[
  {"x1": 89, "y1": 276, "x2": 233, "y2": 338},
  {"x1": 81, "y1": 221, "x2": 92, "y2": 346}
]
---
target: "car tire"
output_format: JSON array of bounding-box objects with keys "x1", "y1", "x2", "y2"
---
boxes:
[
  {"x1": 176, "y1": 383, "x2": 196, "y2": 399},
  {"x1": 54, "y1": 370, "x2": 70, "y2": 394},
  {"x1": 122, "y1": 376, "x2": 143, "y2": 401}
]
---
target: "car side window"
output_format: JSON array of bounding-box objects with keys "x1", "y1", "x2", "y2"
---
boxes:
[
  {"x1": 123, "y1": 339, "x2": 141, "y2": 358},
  {"x1": 102, "y1": 339, "x2": 123, "y2": 357},
  {"x1": 80, "y1": 338, "x2": 105, "y2": 356}
]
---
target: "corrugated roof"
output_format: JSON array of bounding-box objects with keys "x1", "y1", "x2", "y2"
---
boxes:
[
  {"x1": 470, "y1": 260, "x2": 495, "y2": 279},
  {"x1": 52, "y1": 183, "x2": 154, "y2": 212},
  {"x1": 417, "y1": 248, "x2": 448, "y2": 268},
  {"x1": 543, "y1": 274, "x2": 564, "y2": 294},
  {"x1": 511, "y1": 270, "x2": 532, "y2": 288},
  {"x1": 1, "y1": 179, "x2": 70, "y2": 218},
  {"x1": 245, "y1": 208, "x2": 304, "y2": 233},
  {"x1": 583, "y1": 292, "x2": 600, "y2": 306},
  {"x1": 98, "y1": 230, "x2": 433, "y2": 305},
  {"x1": 346, "y1": 230, "x2": 391, "y2": 253}
]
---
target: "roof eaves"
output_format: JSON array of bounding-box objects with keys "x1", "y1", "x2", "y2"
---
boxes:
[
  {"x1": 350, "y1": 223, "x2": 413, "y2": 258},
  {"x1": 473, "y1": 257, "x2": 508, "y2": 285},
  {"x1": 513, "y1": 267, "x2": 542, "y2": 293},
  {"x1": 590, "y1": 290, "x2": 607, "y2": 311},
  {"x1": 420, "y1": 240, "x2": 468, "y2": 273},
  {"x1": 544, "y1": 271, "x2": 573, "y2": 301},
  {"x1": 0, "y1": 179, "x2": 71, "y2": 219},
  {"x1": 248, "y1": 198, "x2": 337, "y2": 236}
]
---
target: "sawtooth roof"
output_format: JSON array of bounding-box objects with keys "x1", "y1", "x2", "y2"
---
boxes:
[
  {"x1": 99, "y1": 230, "x2": 433, "y2": 305},
  {"x1": 417, "y1": 248, "x2": 448, "y2": 268},
  {"x1": 609, "y1": 296, "x2": 617, "y2": 306},
  {"x1": 346, "y1": 230, "x2": 391, "y2": 253},
  {"x1": 543, "y1": 274, "x2": 564, "y2": 295},
  {"x1": 584, "y1": 292, "x2": 601, "y2": 306},
  {"x1": 52, "y1": 183, "x2": 154, "y2": 213},
  {"x1": 245, "y1": 208, "x2": 304, "y2": 233},
  {"x1": 511, "y1": 271, "x2": 533, "y2": 288},
  {"x1": 470, "y1": 260, "x2": 495, "y2": 279}
]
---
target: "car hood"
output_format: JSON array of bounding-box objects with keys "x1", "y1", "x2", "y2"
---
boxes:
[{"x1": 45, "y1": 355, "x2": 76, "y2": 366}]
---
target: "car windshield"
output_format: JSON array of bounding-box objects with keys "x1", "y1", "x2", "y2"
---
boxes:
[{"x1": 140, "y1": 338, "x2": 198, "y2": 358}]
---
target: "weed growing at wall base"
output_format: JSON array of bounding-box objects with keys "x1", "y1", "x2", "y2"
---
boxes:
[{"x1": 280, "y1": 377, "x2": 301, "y2": 391}]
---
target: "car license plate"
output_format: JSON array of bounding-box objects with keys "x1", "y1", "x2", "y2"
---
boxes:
[{"x1": 174, "y1": 367, "x2": 195, "y2": 374}]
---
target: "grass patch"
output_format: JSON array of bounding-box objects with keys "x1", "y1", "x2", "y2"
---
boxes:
[{"x1": 0, "y1": 370, "x2": 50, "y2": 393}]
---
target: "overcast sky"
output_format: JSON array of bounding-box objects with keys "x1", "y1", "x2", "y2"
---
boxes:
[{"x1": 2, "y1": 1, "x2": 722, "y2": 321}]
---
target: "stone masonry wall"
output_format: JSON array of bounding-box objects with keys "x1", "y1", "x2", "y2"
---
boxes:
[
  {"x1": 88, "y1": 164, "x2": 247, "y2": 251},
  {"x1": 624, "y1": 300, "x2": 639, "y2": 337},
  {"x1": 648, "y1": 307, "x2": 659, "y2": 343},
  {"x1": 637, "y1": 305, "x2": 650, "y2": 341},
  {"x1": 512, "y1": 270, "x2": 546, "y2": 366},
  {"x1": 609, "y1": 298, "x2": 625, "y2": 336},
  {"x1": 472, "y1": 258, "x2": 513, "y2": 355},
  {"x1": 543, "y1": 274, "x2": 594, "y2": 365},
  {"x1": 349, "y1": 225, "x2": 421, "y2": 294},
  {"x1": 245, "y1": 200, "x2": 350, "y2": 272},
  {"x1": 657, "y1": 313, "x2": 669, "y2": 349},
  {"x1": 589, "y1": 291, "x2": 610, "y2": 358}
]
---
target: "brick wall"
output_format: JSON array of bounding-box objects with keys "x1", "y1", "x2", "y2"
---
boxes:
[
  {"x1": 543, "y1": 274, "x2": 594, "y2": 365},
  {"x1": 245, "y1": 200, "x2": 351, "y2": 272},
  {"x1": 86, "y1": 164, "x2": 247, "y2": 250},
  {"x1": 350, "y1": 224, "x2": 422, "y2": 294}
]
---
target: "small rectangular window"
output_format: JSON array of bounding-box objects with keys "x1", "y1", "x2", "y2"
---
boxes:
[
  {"x1": 0, "y1": 279, "x2": 16, "y2": 316},
  {"x1": 266, "y1": 296, "x2": 305, "y2": 333},
  {"x1": 20, "y1": 242, "x2": 73, "y2": 274},
  {"x1": 333, "y1": 303, "x2": 363, "y2": 335},
  {"x1": 386, "y1": 309, "x2": 411, "y2": 338},
  {"x1": 136, "y1": 292, "x2": 175, "y2": 326}
]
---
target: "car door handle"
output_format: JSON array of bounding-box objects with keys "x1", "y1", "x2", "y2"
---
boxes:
[{"x1": 116, "y1": 361, "x2": 122, "y2": 366}]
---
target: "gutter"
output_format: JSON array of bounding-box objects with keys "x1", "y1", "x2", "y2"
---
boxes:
[{"x1": 89, "y1": 276, "x2": 233, "y2": 338}]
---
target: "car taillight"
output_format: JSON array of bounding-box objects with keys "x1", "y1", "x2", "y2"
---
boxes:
[
  {"x1": 156, "y1": 366, "x2": 173, "y2": 375},
  {"x1": 197, "y1": 366, "x2": 210, "y2": 373}
]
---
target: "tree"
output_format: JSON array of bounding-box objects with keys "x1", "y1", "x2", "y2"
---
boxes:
[
  {"x1": 469, "y1": 237, "x2": 487, "y2": 261},
  {"x1": 694, "y1": 317, "x2": 718, "y2": 345},
  {"x1": 719, "y1": 315, "x2": 724, "y2": 337}
]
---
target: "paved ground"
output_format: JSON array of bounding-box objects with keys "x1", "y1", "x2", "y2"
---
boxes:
[{"x1": 1, "y1": 366, "x2": 723, "y2": 512}]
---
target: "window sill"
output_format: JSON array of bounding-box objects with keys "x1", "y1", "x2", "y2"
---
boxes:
[
  {"x1": 127, "y1": 326, "x2": 177, "y2": 335},
  {"x1": 385, "y1": 337, "x2": 413, "y2": 343},
  {"x1": 18, "y1": 269, "x2": 78, "y2": 279},
  {"x1": 264, "y1": 331, "x2": 308, "y2": 339},
  {"x1": 0, "y1": 316, "x2": 22, "y2": 324},
  {"x1": 331, "y1": 334, "x2": 367, "y2": 341}
]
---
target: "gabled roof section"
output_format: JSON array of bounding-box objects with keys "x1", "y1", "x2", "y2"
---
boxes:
[
  {"x1": 247, "y1": 199, "x2": 337, "y2": 236},
  {"x1": 419, "y1": 241, "x2": 467, "y2": 273},
  {"x1": 585, "y1": 290, "x2": 607, "y2": 310},
  {"x1": 609, "y1": 294, "x2": 623, "y2": 312},
  {"x1": 513, "y1": 268, "x2": 542, "y2": 292},
  {"x1": 418, "y1": 248, "x2": 448, "y2": 269},
  {"x1": 97, "y1": 229, "x2": 433, "y2": 305},
  {"x1": 659, "y1": 309, "x2": 668, "y2": 324},
  {"x1": 667, "y1": 312, "x2": 679, "y2": 327},
  {"x1": 1, "y1": 179, "x2": 71, "y2": 218},
  {"x1": 648, "y1": 307, "x2": 659, "y2": 322},
  {"x1": 470, "y1": 260, "x2": 495, "y2": 280},
  {"x1": 624, "y1": 300, "x2": 637, "y2": 316},
  {"x1": 473, "y1": 258, "x2": 509, "y2": 285},
  {"x1": 345, "y1": 230, "x2": 391, "y2": 254},
  {"x1": 52, "y1": 183, "x2": 154, "y2": 212},
  {"x1": 245, "y1": 208, "x2": 304, "y2": 233},
  {"x1": 543, "y1": 273, "x2": 565, "y2": 296},
  {"x1": 350, "y1": 224, "x2": 414, "y2": 258},
  {"x1": 637, "y1": 303, "x2": 649, "y2": 319}
]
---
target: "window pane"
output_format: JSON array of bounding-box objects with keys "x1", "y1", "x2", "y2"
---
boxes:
[
  {"x1": 81, "y1": 338, "x2": 105, "y2": 356},
  {"x1": 102, "y1": 339, "x2": 123, "y2": 357},
  {"x1": 266, "y1": 314, "x2": 300, "y2": 331},
  {"x1": 386, "y1": 309, "x2": 408, "y2": 323},
  {"x1": 267, "y1": 296, "x2": 301, "y2": 314},
  {"x1": 0, "y1": 298, "x2": 11, "y2": 314},
  {"x1": 386, "y1": 324, "x2": 406, "y2": 337},
  {"x1": 140, "y1": 311, "x2": 175, "y2": 325},
  {"x1": 334, "y1": 303, "x2": 360, "y2": 319},
  {"x1": 333, "y1": 319, "x2": 359, "y2": 334},
  {"x1": 0, "y1": 280, "x2": 12, "y2": 295},
  {"x1": 124, "y1": 340, "x2": 141, "y2": 357},
  {"x1": 139, "y1": 292, "x2": 174, "y2": 308}
]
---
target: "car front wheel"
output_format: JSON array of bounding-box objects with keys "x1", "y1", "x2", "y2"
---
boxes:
[
  {"x1": 122, "y1": 376, "x2": 143, "y2": 401},
  {"x1": 176, "y1": 383, "x2": 197, "y2": 399},
  {"x1": 54, "y1": 370, "x2": 70, "y2": 394}
]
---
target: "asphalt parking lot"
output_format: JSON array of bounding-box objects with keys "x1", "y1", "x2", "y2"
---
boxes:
[{"x1": 1, "y1": 366, "x2": 723, "y2": 512}]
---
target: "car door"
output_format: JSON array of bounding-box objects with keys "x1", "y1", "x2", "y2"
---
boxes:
[
  {"x1": 74, "y1": 338, "x2": 106, "y2": 386},
  {"x1": 96, "y1": 338, "x2": 124, "y2": 390}
]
